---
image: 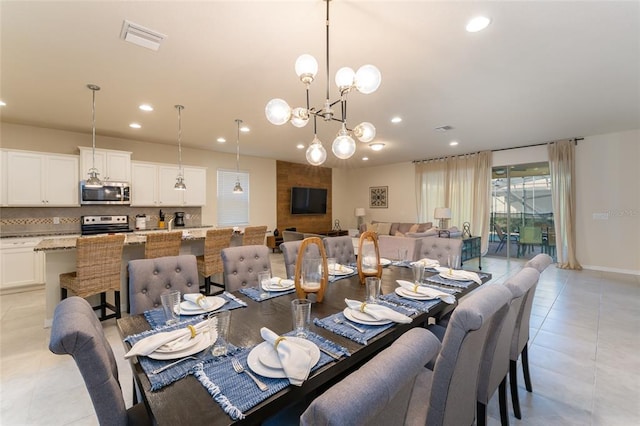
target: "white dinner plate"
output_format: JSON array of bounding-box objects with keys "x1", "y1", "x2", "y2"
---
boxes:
[
  {"x1": 263, "y1": 282, "x2": 295, "y2": 292},
  {"x1": 438, "y1": 272, "x2": 472, "y2": 281},
  {"x1": 177, "y1": 296, "x2": 226, "y2": 315},
  {"x1": 154, "y1": 333, "x2": 203, "y2": 354},
  {"x1": 394, "y1": 287, "x2": 437, "y2": 301},
  {"x1": 379, "y1": 258, "x2": 391, "y2": 266},
  {"x1": 247, "y1": 340, "x2": 320, "y2": 378},
  {"x1": 147, "y1": 329, "x2": 216, "y2": 360},
  {"x1": 256, "y1": 338, "x2": 320, "y2": 369},
  {"x1": 342, "y1": 308, "x2": 392, "y2": 326},
  {"x1": 331, "y1": 265, "x2": 354, "y2": 276}
]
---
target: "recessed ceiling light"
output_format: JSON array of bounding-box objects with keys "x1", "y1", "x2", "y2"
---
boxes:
[
  {"x1": 217, "y1": 137, "x2": 226, "y2": 143},
  {"x1": 449, "y1": 141, "x2": 459, "y2": 146},
  {"x1": 296, "y1": 144, "x2": 305, "y2": 149},
  {"x1": 391, "y1": 116, "x2": 402, "y2": 124},
  {"x1": 240, "y1": 125, "x2": 250, "y2": 133},
  {"x1": 139, "y1": 104, "x2": 153, "y2": 112},
  {"x1": 362, "y1": 157, "x2": 369, "y2": 161},
  {"x1": 466, "y1": 16, "x2": 491, "y2": 33},
  {"x1": 369, "y1": 142, "x2": 385, "y2": 151},
  {"x1": 0, "y1": 100, "x2": 6, "y2": 106},
  {"x1": 129, "y1": 123, "x2": 142, "y2": 129},
  {"x1": 434, "y1": 125, "x2": 453, "y2": 132}
]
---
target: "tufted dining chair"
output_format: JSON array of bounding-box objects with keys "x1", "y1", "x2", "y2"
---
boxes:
[
  {"x1": 476, "y1": 267, "x2": 540, "y2": 426},
  {"x1": 508, "y1": 253, "x2": 553, "y2": 419},
  {"x1": 322, "y1": 235, "x2": 356, "y2": 266},
  {"x1": 406, "y1": 283, "x2": 513, "y2": 426},
  {"x1": 280, "y1": 240, "x2": 320, "y2": 280},
  {"x1": 196, "y1": 228, "x2": 233, "y2": 295},
  {"x1": 49, "y1": 296, "x2": 151, "y2": 426},
  {"x1": 220, "y1": 245, "x2": 271, "y2": 292},
  {"x1": 416, "y1": 236, "x2": 463, "y2": 266},
  {"x1": 300, "y1": 328, "x2": 442, "y2": 425},
  {"x1": 128, "y1": 254, "x2": 200, "y2": 315}
]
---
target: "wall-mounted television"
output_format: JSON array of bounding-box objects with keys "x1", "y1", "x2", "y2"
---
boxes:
[{"x1": 290, "y1": 187, "x2": 327, "y2": 215}]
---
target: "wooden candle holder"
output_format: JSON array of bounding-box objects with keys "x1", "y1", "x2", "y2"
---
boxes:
[
  {"x1": 357, "y1": 231, "x2": 382, "y2": 284},
  {"x1": 293, "y1": 237, "x2": 328, "y2": 302}
]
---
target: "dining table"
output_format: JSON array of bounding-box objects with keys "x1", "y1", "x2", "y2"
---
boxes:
[{"x1": 117, "y1": 263, "x2": 491, "y2": 426}]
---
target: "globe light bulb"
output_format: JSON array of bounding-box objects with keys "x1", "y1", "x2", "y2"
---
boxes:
[
  {"x1": 353, "y1": 122, "x2": 376, "y2": 142},
  {"x1": 265, "y1": 98, "x2": 291, "y2": 125},
  {"x1": 335, "y1": 67, "x2": 355, "y2": 90},
  {"x1": 306, "y1": 136, "x2": 327, "y2": 166},
  {"x1": 355, "y1": 64, "x2": 382, "y2": 94},
  {"x1": 295, "y1": 54, "x2": 318, "y2": 84},
  {"x1": 291, "y1": 107, "x2": 310, "y2": 128},
  {"x1": 332, "y1": 126, "x2": 356, "y2": 159}
]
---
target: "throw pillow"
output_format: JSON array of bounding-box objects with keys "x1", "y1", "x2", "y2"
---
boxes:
[
  {"x1": 376, "y1": 222, "x2": 392, "y2": 236},
  {"x1": 408, "y1": 223, "x2": 420, "y2": 233},
  {"x1": 395, "y1": 231, "x2": 405, "y2": 237},
  {"x1": 365, "y1": 222, "x2": 379, "y2": 233}
]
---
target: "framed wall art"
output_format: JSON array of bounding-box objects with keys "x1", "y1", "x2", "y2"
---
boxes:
[{"x1": 369, "y1": 186, "x2": 388, "y2": 208}]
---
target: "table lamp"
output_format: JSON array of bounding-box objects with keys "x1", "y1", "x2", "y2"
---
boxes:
[
  {"x1": 355, "y1": 207, "x2": 366, "y2": 227},
  {"x1": 434, "y1": 207, "x2": 451, "y2": 230}
]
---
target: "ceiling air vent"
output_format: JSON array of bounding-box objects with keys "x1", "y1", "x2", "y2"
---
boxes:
[
  {"x1": 120, "y1": 20, "x2": 166, "y2": 51},
  {"x1": 434, "y1": 125, "x2": 454, "y2": 132}
]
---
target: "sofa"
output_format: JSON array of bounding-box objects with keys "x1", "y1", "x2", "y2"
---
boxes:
[{"x1": 358, "y1": 221, "x2": 461, "y2": 261}]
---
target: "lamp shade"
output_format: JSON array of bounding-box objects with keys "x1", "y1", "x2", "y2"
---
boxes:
[
  {"x1": 354, "y1": 208, "x2": 366, "y2": 217},
  {"x1": 434, "y1": 207, "x2": 451, "y2": 219}
]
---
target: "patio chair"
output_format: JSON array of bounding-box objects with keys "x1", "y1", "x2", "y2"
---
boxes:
[{"x1": 517, "y1": 226, "x2": 542, "y2": 257}]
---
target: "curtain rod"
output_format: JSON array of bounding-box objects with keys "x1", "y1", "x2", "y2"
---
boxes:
[{"x1": 412, "y1": 137, "x2": 583, "y2": 164}]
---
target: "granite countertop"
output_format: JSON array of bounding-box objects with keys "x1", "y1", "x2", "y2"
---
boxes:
[
  {"x1": 2, "y1": 225, "x2": 213, "y2": 240},
  {"x1": 33, "y1": 227, "x2": 214, "y2": 251}
]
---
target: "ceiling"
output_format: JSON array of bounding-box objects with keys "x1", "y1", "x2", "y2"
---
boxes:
[{"x1": 1, "y1": 1, "x2": 639, "y2": 169}]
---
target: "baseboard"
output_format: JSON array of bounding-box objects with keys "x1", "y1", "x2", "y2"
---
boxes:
[{"x1": 581, "y1": 264, "x2": 640, "y2": 277}]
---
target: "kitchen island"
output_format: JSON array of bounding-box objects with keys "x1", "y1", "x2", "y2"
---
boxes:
[{"x1": 34, "y1": 228, "x2": 226, "y2": 327}]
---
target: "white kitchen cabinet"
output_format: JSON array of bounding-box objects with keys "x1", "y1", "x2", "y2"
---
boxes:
[
  {"x1": 0, "y1": 150, "x2": 7, "y2": 206},
  {"x1": 6, "y1": 150, "x2": 79, "y2": 206},
  {"x1": 131, "y1": 161, "x2": 206, "y2": 206},
  {"x1": 0, "y1": 238, "x2": 44, "y2": 291},
  {"x1": 79, "y1": 147, "x2": 131, "y2": 182}
]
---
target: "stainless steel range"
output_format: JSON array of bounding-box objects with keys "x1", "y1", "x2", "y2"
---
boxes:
[{"x1": 81, "y1": 215, "x2": 132, "y2": 235}]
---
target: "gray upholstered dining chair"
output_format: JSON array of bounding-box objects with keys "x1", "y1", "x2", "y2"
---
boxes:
[
  {"x1": 220, "y1": 245, "x2": 271, "y2": 292},
  {"x1": 476, "y1": 267, "x2": 541, "y2": 426},
  {"x1": 509, "y1": 253, "x2": 553, "y2": 419},
  {"x1": 280, "y1": 240, "x2": 320, "y2": 279},
  {"x1": 415, "y1": 236, "x2": 463, "y2": 266},
  {"x1": 49, "y1": 296, "x2": 151, "y2": 426},
  {"x1": 300, "y1": 328, "x2": 442, "y2": 425},
  {"x1": 406, "y1": 283, "x2": 513, "y2": 426},
  {"x1": 128, "y1": 254, "x2": 200, "y2": 315},
  {"x1": 322, "y1": 235, "x2": 356, "y2": 265}
]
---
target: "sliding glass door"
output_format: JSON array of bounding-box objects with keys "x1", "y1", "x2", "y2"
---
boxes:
[{"x1": 489, "y1": 162, "x2": 554, "y2": 260}]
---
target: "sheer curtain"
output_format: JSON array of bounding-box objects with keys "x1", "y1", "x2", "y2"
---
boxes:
[
  {"x1": 548, "y1": 140, "x2": 582, "y2": 270},
  {"x1": 415, "y1": 151, "x2": 492, "y2": 253}
]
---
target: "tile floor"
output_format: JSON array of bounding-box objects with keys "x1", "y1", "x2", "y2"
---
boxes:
[{"x1": 1, "y1": 254, "x2": 638, "y2": 425}]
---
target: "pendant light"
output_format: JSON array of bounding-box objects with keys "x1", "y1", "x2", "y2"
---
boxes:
[
  {"x1": 85, "y1": 84, "x2": 102, "y2": 187},
  {"x1": 233, "y1": 119, "x2": 244, "y2": 194},
  {"x1": 174, "y1": 105, "x2": 186, "y2": 190}
]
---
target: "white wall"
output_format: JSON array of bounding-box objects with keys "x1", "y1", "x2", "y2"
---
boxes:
[{"x1": 0, "y1": 123, "x2": 277, "y2": 231}]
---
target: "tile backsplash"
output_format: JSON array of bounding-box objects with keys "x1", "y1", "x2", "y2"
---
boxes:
[{"x1": 0, "y1": 206, "x2": 202, "y2": 235}]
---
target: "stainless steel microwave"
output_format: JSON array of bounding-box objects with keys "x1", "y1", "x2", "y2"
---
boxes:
[{"x1": 80, "y1": 181, "x2": 131, "y2": 205}]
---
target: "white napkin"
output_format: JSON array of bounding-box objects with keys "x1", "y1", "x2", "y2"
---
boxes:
[
  {"x1": 396, "y1": 280, "x2": 455, "y2": 304},
  {"x1": 414, "y1": 258, "x2": 440, "y2": 268},
  {"x1": 260, "y1": 327, "x2": 314, "y2": 386},
  {"x1": 184, "y1": 293, "x2": 213, "y2": 309},
  {"x1": 124, "y1": 319, "x2": 210, "y2": 359},
  {"x1": 269, "y1": 277, "x2": 294, "y2": 288},
  {"x1": 435, "y1": 267, "x2": 482, "y2": 284},
  {"x1": 332, "y1": 264, "x2": 352, "y2": 273},
  {"x1": 344, "y1": 299, "x2": 412, "y2": 324}
]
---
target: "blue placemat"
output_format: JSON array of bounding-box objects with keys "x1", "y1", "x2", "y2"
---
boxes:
[
  {"x1": 425, "y1": 274, "x2": 477, "y2": 289},
  {"x1": 379, "y1": 292, "x2": 442, "y2": 313},
  {"x1": 391, "y1": 260, "x2": 412, "y2": 268},
  {"x1": 239, "y1": 286, "x2": 296, "y2": 302},
  {"x1": 144, "y1": 292, "x2": 247, "y2": 329},
  {"x1": 193, "y1": 331, "x2": 349, "y2": 420},
  {"x1": 314, "y1": 312, "x2": 395, "y2": 345}
]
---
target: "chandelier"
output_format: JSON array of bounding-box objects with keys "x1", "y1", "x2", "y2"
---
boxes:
[
  {"x1": 85, "y1": 84, "x2": 102, "y2": 187},
  {"x1": 265, "y1": 0, "x2": 381, "y2": 166},
  {"x1": 233, "y1": 119, "x2": 244, "y2": 194},
  {"x1": 174, "y1": 105, "x2": 186, "y2": 190}
]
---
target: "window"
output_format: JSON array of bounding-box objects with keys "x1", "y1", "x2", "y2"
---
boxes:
[{"x1": 217, "y1": 169, "x2": 249, "y2": 226}]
